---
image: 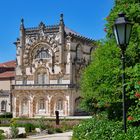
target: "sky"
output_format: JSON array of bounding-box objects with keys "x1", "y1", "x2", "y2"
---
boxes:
[{"x1": 0, "y1": 0, "x2": 114, "y2": 63}]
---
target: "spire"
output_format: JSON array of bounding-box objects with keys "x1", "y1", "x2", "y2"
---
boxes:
[
  {"x1": 59, "y1": 14, "x2": 65, "y2": 66},
  {"x1": 20, "y1": 18, "x2": 25, "y2": 48},
  {"x1": 60, "y1": 14, "x2": 64, "y2": 25},
  {"x1": 20, "y1": 18, "x2": 24, "y2": 30}
]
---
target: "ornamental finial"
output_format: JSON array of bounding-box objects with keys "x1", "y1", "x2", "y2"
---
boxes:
[{"x1": 60, "y1": 14, "x2": 64, "y2": 25}]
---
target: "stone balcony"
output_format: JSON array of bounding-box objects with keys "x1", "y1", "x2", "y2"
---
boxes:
[{"x1": 12, "y1": 84, "x2": 77, "y2": 90}]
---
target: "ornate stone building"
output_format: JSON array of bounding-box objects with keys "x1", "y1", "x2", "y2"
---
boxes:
[{"x1": 12, "y1": 14, "x2": 95, "y2": 117}]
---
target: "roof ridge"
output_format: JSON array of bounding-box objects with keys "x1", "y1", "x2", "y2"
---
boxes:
[{"x1": 65, "y1": 26, "x2": 94, "y2": 42}]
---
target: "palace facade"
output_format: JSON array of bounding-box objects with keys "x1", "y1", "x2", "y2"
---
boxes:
[{"x1": 12, "y1": 14, "x2": 95, "y2": 117}]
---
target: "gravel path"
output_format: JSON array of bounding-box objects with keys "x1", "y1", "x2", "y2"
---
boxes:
[{"x1": 27, "y1": 131, "x2": 72, "y2": 140}]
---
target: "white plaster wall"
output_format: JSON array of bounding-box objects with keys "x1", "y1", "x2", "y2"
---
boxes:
[
  {"x1": 16, "y1": 81, "x2": 22, "y2": 84},
  {"x1": 0, "y1": 80, "x2": 11, "y2": 90}
]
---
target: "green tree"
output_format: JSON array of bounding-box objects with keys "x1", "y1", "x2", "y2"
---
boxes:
[
  {"x1": 106, "y1": 0, "x2": 140, "y2": 67},
  {"x1": 81, "y1": 0, "x2": 140, "y2": 121}
]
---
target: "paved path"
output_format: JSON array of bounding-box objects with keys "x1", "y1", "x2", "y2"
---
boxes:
[{"x1": 27, "y1": 131, "x2": 72, "y2": 140}]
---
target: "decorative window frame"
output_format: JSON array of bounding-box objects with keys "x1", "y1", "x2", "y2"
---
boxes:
[
  {"x1": 21, "y1": 98, "x2": 29, "y2": 115},
  {"x1": 35, "y1": 67, "x2": 49, "y2": 84},
  {"x1": 56, "y1": 98, "x2": 63, "y2": 111},
  {"x1": 76, "y1": 44, "x2": 83, "y2": 61},
  {"x1": 1, "y1": 100, "x2": 6, "y2": 112}
]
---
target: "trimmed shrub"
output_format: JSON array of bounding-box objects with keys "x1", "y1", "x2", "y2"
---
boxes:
[
  {"x1": 24, "y1": 123, "x2": 35, "y2": 133},
  {"x1": 0, "y1": 112, "x2": 12, "y2": 118},
  {"x1": 48, "y1": 128, "x2": 55, "y2": 134},
  {"x1": 0, "y1": 123, "x2": 10, "y2": 127},
  {"x1": 55, "y1": 127, "x2": 63, "y2": 133}
]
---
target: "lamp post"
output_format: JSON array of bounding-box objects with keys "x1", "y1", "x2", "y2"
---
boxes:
[{"x1": 113, "y1": 13, "x2": 133, "y2": 133}]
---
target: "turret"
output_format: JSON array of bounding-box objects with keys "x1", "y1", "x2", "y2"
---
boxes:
[
  {"x1": 59, "y1": 14, "x2": 65, "y2": 44},
  {"x1": 59, "y1": 14, "x2": 65, "y2": 65},
  {"x1": 19, "y1": 18, "x2": 25, "y2": 67},
  {"x1": 20, "y1": 18, "x2": 25, "y2": 47}
]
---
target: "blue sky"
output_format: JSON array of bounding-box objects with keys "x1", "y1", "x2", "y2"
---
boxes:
[{"x1": 0, "y1": 0, "x2": 114, "y2": 62}]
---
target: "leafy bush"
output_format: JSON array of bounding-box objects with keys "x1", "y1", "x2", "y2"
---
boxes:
[
  {"x1": 0, "y1": 132, "x2": 5, "y2": 140},
  {"x1": 107, "y1": 102, "x2": 122, "y2": 121},
  {"x1": 127, "y1": 79, "x2": 140, "y2": 122},
  {"x1": 37, "y1": 117, "x2": 47, "y2": 131},
  {"x1": 10, "y1": 125, "x2": 19, "y2": 139},
  {"x1": 10, "y1": 121, "x2": 19, "y2": 139},
  {"x1": 72, "y1": 117, "x2": 140, "y2": 140},
  {"x1": 0, "y1": 129, "x2": 4, "y2": 133},
  {"x1": 48, "y1": 128, "x2": 55, "y2": 134},
  {"x1": 55, "y1": 127, "x2": 63, "y2": 133},
  {"x1": 24, "y1": 123, "x2": 35, "y2": 133}
]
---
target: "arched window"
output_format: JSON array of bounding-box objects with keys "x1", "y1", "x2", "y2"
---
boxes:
[
  {"x1": 1, "y1": 101, "x2": 6, "y2": 111},
  {"x1": 57, "y1": 77, "x2": 62, "y2": 84},
  {"x1": 22, "y1": 98, "x2": 28, "y2": 114},
  {"x1": 75, "y1": 97, "x2": 82, "y2": 110},
  {"x1": 37, "y1": 73, "x2": 42, "y2": 84},
  {"x1": 39, "y1": 99, "x2": 45, "y2": 110},
  {"x1": 44, "y1": 74, "x2": 48, "y2": 84},
  {"x1": 56, "y1": 99, "x2": 63, "y2": 111},
  {"x1": 90, "y1": 47, "x2": 94, "y2": 61},
  {"x1": 37, "y1": 73, "x2": 48, "y2": 84},
  {"x1": 76, "y1": 45, "x2": 82, "y2": 60},
  {"x1": 35, "y1": 48, "x2": 51, "y2": 59}
]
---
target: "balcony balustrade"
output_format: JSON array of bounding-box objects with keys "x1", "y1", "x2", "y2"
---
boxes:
[{"x1": 12, "y1": 84, "x2": 77, "y2": 90}]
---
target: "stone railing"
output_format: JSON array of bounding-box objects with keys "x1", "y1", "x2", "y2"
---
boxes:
[{"x1": 12, "y1": 84, "x2": 77, "y2": 90}]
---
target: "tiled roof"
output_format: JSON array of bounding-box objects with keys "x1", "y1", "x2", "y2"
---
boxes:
[
  {"x1": 65, "y1": 27, "x2": 94, "y2": 42},
  {"x1": 0, "y1": 60, "x2": 16, "y2": 68},
  {"x1": 65, "y1": 27, "x2": 82, "y2": 36},
  {"x1": 24, "y1": 24, "x2": 94, "y2": 42},
  {"x1": 0, "y1": 71, "x2": 15, "y2": 78}
]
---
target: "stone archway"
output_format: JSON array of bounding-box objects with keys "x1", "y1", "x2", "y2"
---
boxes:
[
  {"x1": 74, "y1": 97, "x2": 82, "y2": 115},
  {"x1": 50, "y1": 93, "x2": 67, "y2": 116},
  {"x1": 33, "y1": 95, "x2": 49, "y2": 116},
  {"x1": 21, "y1": 97, "x2": 29, "y2": 117}
]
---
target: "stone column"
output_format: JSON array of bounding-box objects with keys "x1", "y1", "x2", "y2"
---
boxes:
[
  {"x1": 19, "y1": 100, "x2": 22, "y2": 117},
  {"x1": 29, "y1": 98, "x2": 33, "y2": 117},
  {"x1": 36, "y1": 101, "x2": 38, "y2": 114},
  {"x1": 63, "y1": 100, "x2": 66, "y2": 116},
  {"x1": 66, "y1": 101, "x2": 68, "y2": 116},
  {"x1": 48, "y1": 97, "x2": 51, "y2": 116},
  {"x1": 66, "y1": 95, "x2": 70, "y2": 116},
  {"x1": 28, "y1": 100, "x2": 31, "y2": 117},
  {"x1": 45, "y1": 100, "x2": 48, "y2": 115},
  {"x1": 13, "y1": 97, "x2": 17, "y2": 118}
]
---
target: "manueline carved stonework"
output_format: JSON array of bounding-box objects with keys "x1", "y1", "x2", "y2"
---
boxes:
[
  {"x1": 23, "y1": 35, "x2": 59, "y2": 67},
  {"x1": 12, "y1": 16, "x2": 95, "y2": 117}
]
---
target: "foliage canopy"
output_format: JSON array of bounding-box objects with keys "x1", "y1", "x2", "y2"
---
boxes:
[{"x1": 80, "y1": 0, "x2": 140, "y2": 121}]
